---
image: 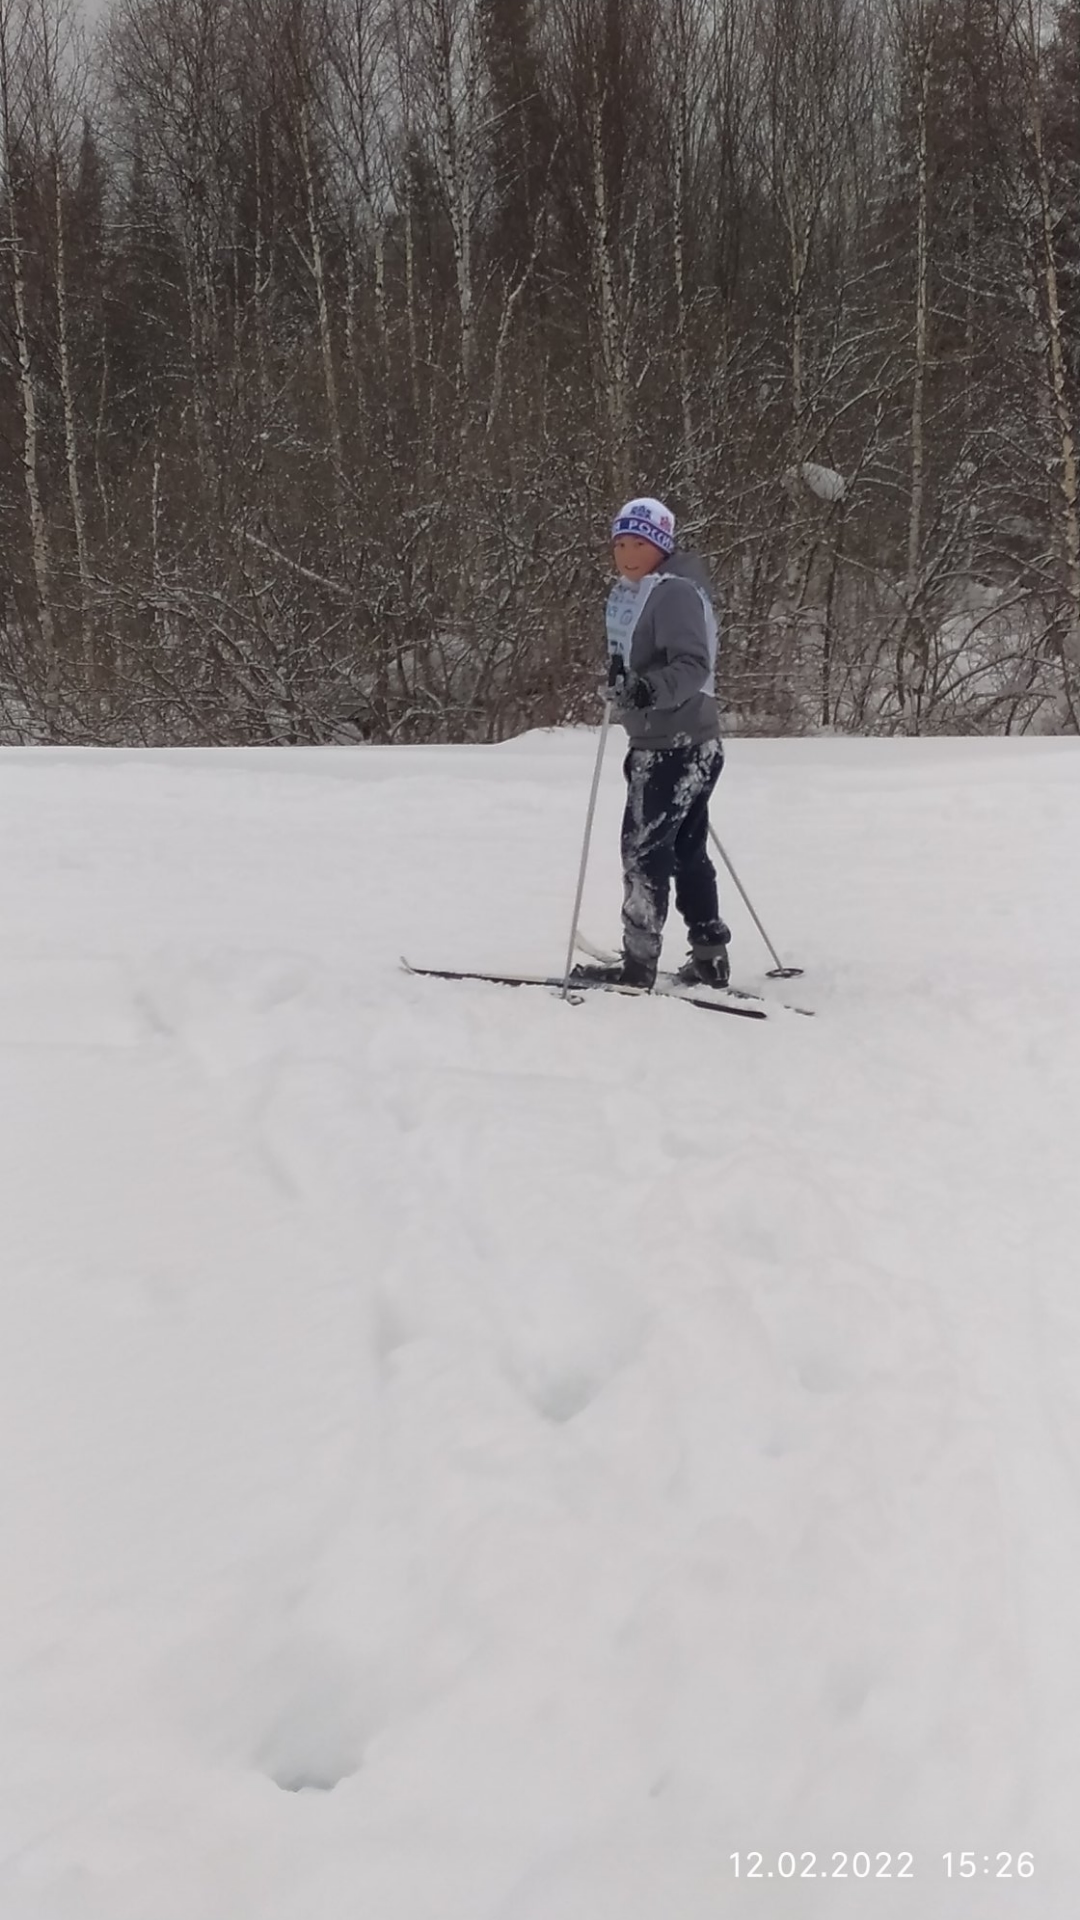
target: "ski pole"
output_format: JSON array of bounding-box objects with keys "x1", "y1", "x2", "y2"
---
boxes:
[
  {"x1": 561, "y1": 662, "x2": 620, "y2": 998},
  {"x1": 707, "y1": 824, "x2": 804, "y2": 979}
]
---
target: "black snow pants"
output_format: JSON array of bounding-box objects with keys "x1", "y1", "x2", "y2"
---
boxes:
[{"x1": 621, "y1": 739, "x2": 730, "y2": 973}]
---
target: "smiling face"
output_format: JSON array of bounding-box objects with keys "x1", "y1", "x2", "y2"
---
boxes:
[{"x1": 613, "y1": 534, "x2": 665, "y2": 582}]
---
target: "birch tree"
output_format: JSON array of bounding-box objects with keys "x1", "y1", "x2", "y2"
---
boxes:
[
  {"x1": 0, "y1": 0, "x2": 59, "y2": 721},
  {"x1": 547, "y1": 0, "x2": 654, "y2": 497},
  {"x1": 109, "y1": 0, "x2": 240, "y2": 496},
  {"x1": 1010, "y1": 0, "x2": 1080, "y2": 711},
  {"x1": 33, "y1": 0, "x2": 94, "y2": 681},
  {"x1": 754, "y1": 0, "x2": 875, "y2": 703}
]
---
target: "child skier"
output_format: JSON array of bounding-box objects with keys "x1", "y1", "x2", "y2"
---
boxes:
[{"x1": 575, "y1": 496, "x2": 731, "y2": 992}]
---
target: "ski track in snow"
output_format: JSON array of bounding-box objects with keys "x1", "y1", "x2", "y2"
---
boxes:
[{"x1": 0, "y1": 735, "x2": 1078, "y2": 1918}]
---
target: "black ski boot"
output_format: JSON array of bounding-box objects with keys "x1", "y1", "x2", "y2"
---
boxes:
[
  {"x1": 676, "y1": 942, "x2": 731, "y2": 990},
  {"x1": 571, "y1": 950, "x2": 657, "y2": 991}
]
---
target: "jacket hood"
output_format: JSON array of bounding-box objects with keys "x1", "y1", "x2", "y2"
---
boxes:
[{"x1": 659, "y1": 548, "x2": 714, "y2": 595}]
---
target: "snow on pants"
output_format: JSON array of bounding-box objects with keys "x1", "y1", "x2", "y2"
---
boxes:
[{"x1": 621, "y1": 739, "x2": 730, "y2": 970}]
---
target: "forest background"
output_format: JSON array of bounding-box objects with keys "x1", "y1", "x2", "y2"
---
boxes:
[{"x1": 1, "y1": 0, "x2": 1078, "y2": 745}]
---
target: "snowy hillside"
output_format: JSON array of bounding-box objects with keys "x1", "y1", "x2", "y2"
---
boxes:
[{"x1": 1, "y1": 732, "x2": 1078, "y2": 1920}]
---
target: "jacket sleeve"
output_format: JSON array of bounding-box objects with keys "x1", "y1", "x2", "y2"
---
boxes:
[{"x1": 639, "y1": 578, "x2": 711, "y2": 709}]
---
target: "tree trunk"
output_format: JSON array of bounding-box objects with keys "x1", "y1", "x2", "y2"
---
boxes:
[
  {"x1": 300, "y1": 99, "x2": 346, "y2": 500},
  {"x1": 1018, "y1": 1, "x2": 1080, "y2": 708},
  {"x1": 589, "y1": 92, "x2": 631, "y2": 496},
  {"x1": 0, "y1": 16, "x2": 60, "y2": 726},
  {"x1": 54, "y1": 147, "x2": 94, "y2": 683},
  {"x1": 1033, "y1": 132, "x2": 1080, "y2": 684},
  {"x1": 902, "y1": 13, "x2": 935, "y2": 725}
]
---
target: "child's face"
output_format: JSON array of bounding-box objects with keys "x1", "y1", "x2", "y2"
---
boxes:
[{"x1": 613, "y1": 535, "x2": 664, "y2": 582}]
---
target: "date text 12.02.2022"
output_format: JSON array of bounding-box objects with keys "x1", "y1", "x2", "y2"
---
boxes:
[{"x1": 730, "y1": 1855, "x2": 912, "y2": 1879}]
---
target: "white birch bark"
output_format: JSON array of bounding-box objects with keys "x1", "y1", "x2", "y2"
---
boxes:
[
  {"x1": 54, "y1": 144, "x2": 93, "y2": 677},
  {"x1": 0, "y1": 1, "x2": 59, "y2": 721},
  {"x1": 588, "y1": 90, "x2": 630, "y2": 495},
  {"x1": 426, "y1": 0, "x2": 476, "y2": 396},
  {"x1": 485, "y1": 222, "x2": 544, "y2": 440},
  {"x1": 35, "y1": 0, "x2": 94, "y2": 684},
  {"x1": 402, "y1": 172, "x2": 423, "y2": 428},
  {"x1": 670, "y1": 24, "x2": 697, "y2": 509},
  {"x1": 900, "y1": 5, "x2": 937, "y2": 724},
  {"x1": 299, "y1": 98, "x2": 347, "y2": 497},
  {"x1": 907, "y1": 18, "x2": 934, "y2": 600},
  {"x1": 94, "y1": 333, "x2": 110, "y2": 543},
  {"x1": 1020, "y1": 9, "x2": 1080, "y2": 685}
]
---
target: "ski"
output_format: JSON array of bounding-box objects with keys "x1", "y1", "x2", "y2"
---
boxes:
[
  {"x1": 573, "y1": 933, "x2": 814, "y2": 1017},
  {"x1": 401, "y1": 958, "x2": 768, "y2": 1019}
]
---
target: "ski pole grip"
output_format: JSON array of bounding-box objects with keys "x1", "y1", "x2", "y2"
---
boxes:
[{"x1": 607, "y1": 652, "x2": 625, "y2": 689}]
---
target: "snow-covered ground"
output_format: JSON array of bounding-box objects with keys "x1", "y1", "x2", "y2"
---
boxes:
[{"x1": 1, "y1": 731, "x2": 1078, "y2": 1920}]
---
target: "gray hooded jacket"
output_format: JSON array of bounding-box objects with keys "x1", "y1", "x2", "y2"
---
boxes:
[{"x1": 606, "y1": 549, "x2": 721, "y2": 749}]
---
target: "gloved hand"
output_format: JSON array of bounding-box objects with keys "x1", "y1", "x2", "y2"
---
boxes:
[{"x1": 622, "y1": 674, "x2": 655, "y2": 710}]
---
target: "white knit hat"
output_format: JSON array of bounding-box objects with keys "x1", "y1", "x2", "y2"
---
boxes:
[{"x1": 611, "y1": 496, "x2": 676, "y2": 555}]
